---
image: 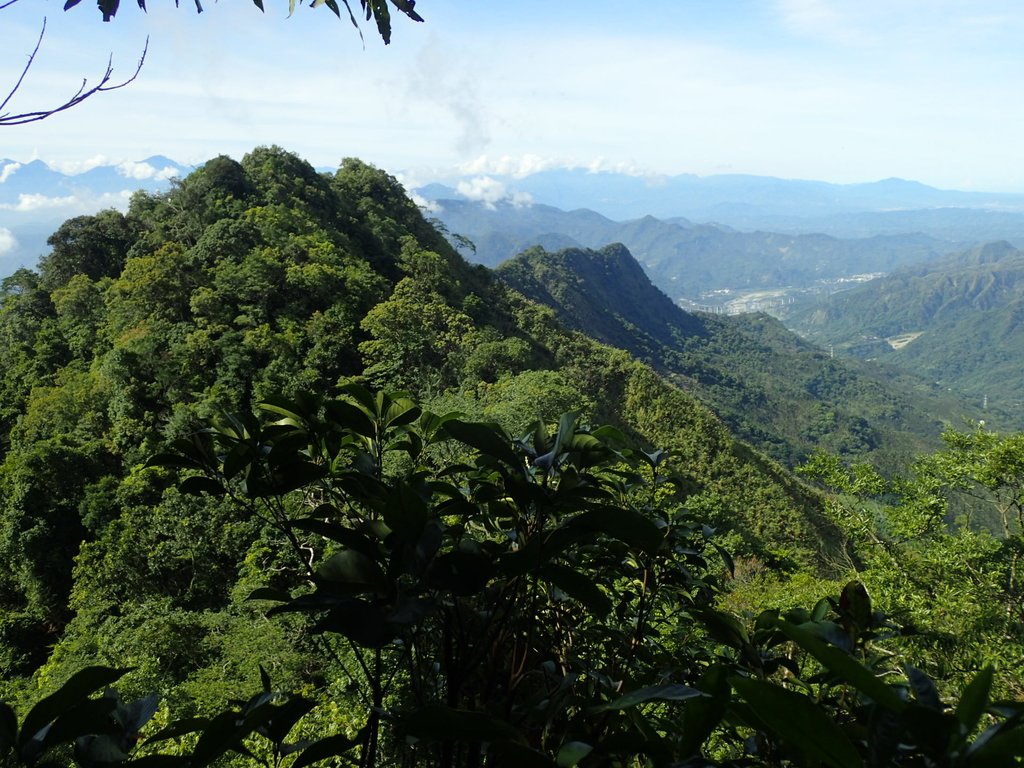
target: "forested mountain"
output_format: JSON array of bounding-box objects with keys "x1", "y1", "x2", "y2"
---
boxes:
[
  {"x1": 496, "y1": 243, "x2": 979, "y2": 469},
  {"x1": 782, "y1": 241, "x2": 1024, "y2": 424},
  {"x1": 4, "y1": 148, "x2": 1024, "y2": 766},
  {"x1": 428, "y1": 198, "x2": 950, "y2": 300},
  {"x1": 0, "y1": 147, "x2": 841, "y2": 710}
]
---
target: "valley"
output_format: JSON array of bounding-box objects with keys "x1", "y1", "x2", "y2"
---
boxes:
[
  {"x1": 2, "y1": 150, "x2": 1024, "y2": 766},
  {"x1": 6, "y1": 2, "x2": 1024, "y2": 764}
]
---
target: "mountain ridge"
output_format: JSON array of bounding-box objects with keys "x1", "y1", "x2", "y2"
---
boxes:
[{"x1": 497, "y1": 242, "x2": 977, "y2": 468}]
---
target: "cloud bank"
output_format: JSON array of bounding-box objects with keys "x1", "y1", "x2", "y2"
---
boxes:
[
  {"x1": 0, "y1": 163, "x2": 22, "y2": 184},
  {"x1": 456, "y1": 176, "x2": 532, "y2": 209},
  {"x1": 117, "y1": 161, "x2": 180, "y2": 181},
  {"x1": 0, "y1": 228, "x2": 16, "y2": 257}
]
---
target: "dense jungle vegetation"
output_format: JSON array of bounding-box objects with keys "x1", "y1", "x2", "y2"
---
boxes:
[{"x1": 2, "y1": 147, "x2": 1024, "y2": 766}]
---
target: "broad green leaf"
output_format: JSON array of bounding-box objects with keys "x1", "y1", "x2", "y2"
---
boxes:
[
  {"x1": 324, "y1": 398, "x2": 376, "y2": 438},
  {"x1": 384, "y1": 481, "x2": 428, "y2": 540},
  {"x1": 382, "y1": 396, "x2": 420, "y2": 429},
  {"x1": 178, "y1": 475, "x2": 225, "y2": 496},
  {"x1": 262, "y1": 460, "x2": 326, "y2": 496},
  {"x1": 221, "y1": 441, "x2": 256, "y2": 481},
  {"x1": 776, "y1": 620, "x2": 906, "y2": 712},
  {"x1": 693, "y1": 609, "x2": 750, "y2": 650},
  {"x1": 907, "y1": 665, "x2": 942, "y2": 711},
  {"x1": 956, "y1": 665, "x2": 994, "y2": 735},
  {"x1": 338, "y1": 383, "x2": 380, "y2": 419},
  {"x1": 535, "y1": 412, "x2": 578, "y2": 471},
  {"x1": 316, "y1": 550, "x2": 387, "y2": 593},
  {"x1": 260, "y1": 394, "x2": 316, "y2": 424},
  {"x1": 41, "y1": 698, "x2": 119, "y2": 749},
  {"x1": 289, "y1": 732, "x2": 361, "y2": 768},
  {"x1": 680, "y1": 665, "x2": 730, "y2": 757},
  {"x1": 590, "y1": 684, "x2": 706, "y2": 712},
  {"x1": 190, "y1": 710, "x2": 251, "y2": 768},
  {"x1": 98, "y1": 0, "x2": 119, "y2": 20},
  {"x1": 967, "y1": 723, "x2": 1024, "y2": 767},
  {"x1": 20, "y1": 667, "x2": 128, "y2": 748},
  {"x1": 555, "y1": 741, "x2": 592, "y2": 767},
  {"x1": 368, "y1": 0, "x2": 392, "y2": 43},
  {"x1": 549, "y1": 506, "x2": 663, "y2": 554},
  {"x1": 261, "y1": 698, "x2": 316, "y2": 745},
  {"x1": 839, "y1": 580, "x2": 872, "y2": 633},
  {"x1": 443, "y1": 420, "x2": 521, "y2": 468},
  {"x1": 732, "y1": 677, "x2": 862, "y2": 768},
  {"x1": 710, "y1": 541, "x2": 734, "y2": 578},
  {"x1": 538, "y1": 564, "x2": 611, "y2": 617}
]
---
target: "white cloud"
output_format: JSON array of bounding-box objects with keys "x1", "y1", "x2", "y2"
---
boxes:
[
  {"x1": 0, "y1": 190, "x2": 134, "y2": 213},
  {"x1": 155, "y1": 166, "x2": 180, "y2": 181},
  {"x1": 509, "y1": 191, "x2": 533, "y2": 208},
  {"x1": 456, "y1": 176, "x2": 532, "y2": 209},
  {"x1": 457, "y1": 176, "x2": 506, "y2": 207},
  {"x1": 458, "y1": 154, "x2": 559, "y2": 179},
  {"x1": 404, "y1": 38, "x2": 491, "y2": 155},
  {"x1": 116, "y1": 160, "x2": 181, "y2": 181},
  {"x1": 51, "y1": 155, "x2": 111, "y2": 175},
  {"x1": 117, "y1": 160, "x2": 158, "y2": 180},
  {"x1": 2, "y1": 193, "x2": 79, "y2": 212},
  {"x1": 0, "y1": 228, "x2": 16, "y2": 256},
  {"x1": 0, "y1": 163, "x2": 22, "y2": 184},
  {"x1": 409, "y1": 191, "x2": 442, "y2": 214},
  {"x1": 456, "y1": 154, "x2": 656, "y2": 180}
]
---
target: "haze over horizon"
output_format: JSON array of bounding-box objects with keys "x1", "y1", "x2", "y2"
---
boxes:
[{"x1": 4, "y1": 1, "x2": 1024, "y2": 193}]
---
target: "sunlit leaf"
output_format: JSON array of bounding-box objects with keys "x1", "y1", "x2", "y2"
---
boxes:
[{"x1": 732, "y1": 677, "x2": 861, "y2": 768}]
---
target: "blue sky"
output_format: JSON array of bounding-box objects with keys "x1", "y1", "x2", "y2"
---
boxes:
[{"x1": 3, "y1": 0, "x2": 1024, "y2": 190}]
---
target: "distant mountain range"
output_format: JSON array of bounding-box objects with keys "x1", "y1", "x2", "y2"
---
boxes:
[
  {"x1": 0, "y1": 155, "x2": 192, "y2": 277},
  {"x1": 10, "y1": 155, "x2": 1024, "y2": 290},
  {"x1": 419, "y1": 171, "x2": 1024, "y2": 219},
  {"x1": 426, "y1": 197, "x2": 952, "y2": 301},
  {"x1": 418, "y1": 169, "x2": 1024, "y2": 258}
]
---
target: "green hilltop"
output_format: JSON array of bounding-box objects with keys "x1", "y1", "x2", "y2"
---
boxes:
[
  {"x1": 2, "y1": 148, "x2": 1024, "y2": 766},
  {"x1": 0, "y1": 148, "x2": 840, "y2": 700}
]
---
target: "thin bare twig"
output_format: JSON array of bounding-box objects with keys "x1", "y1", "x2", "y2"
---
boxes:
[
  {"x1": 0, "y1": 16, "x2": 45, "y2": 115},
  {"x1": 0, "y1": 0, "x2": 24, "y2": 10},
  {"x1": 0, "y1": 18, "x2": 148, "y2": 127}
]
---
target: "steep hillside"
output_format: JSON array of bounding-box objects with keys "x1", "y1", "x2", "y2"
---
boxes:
[
  {"x1": 0, "y1": 148, "x2": 844, "y2": 708},
  {"x1": 782, "y1": 241, "x2": 1024, "y2": 424},
  {"x1": 498, "y1": 243, "x2": 979, "y2": 468},
  {"x1": 430, "y1": 198, "x2": 951, "y2": 300}
]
